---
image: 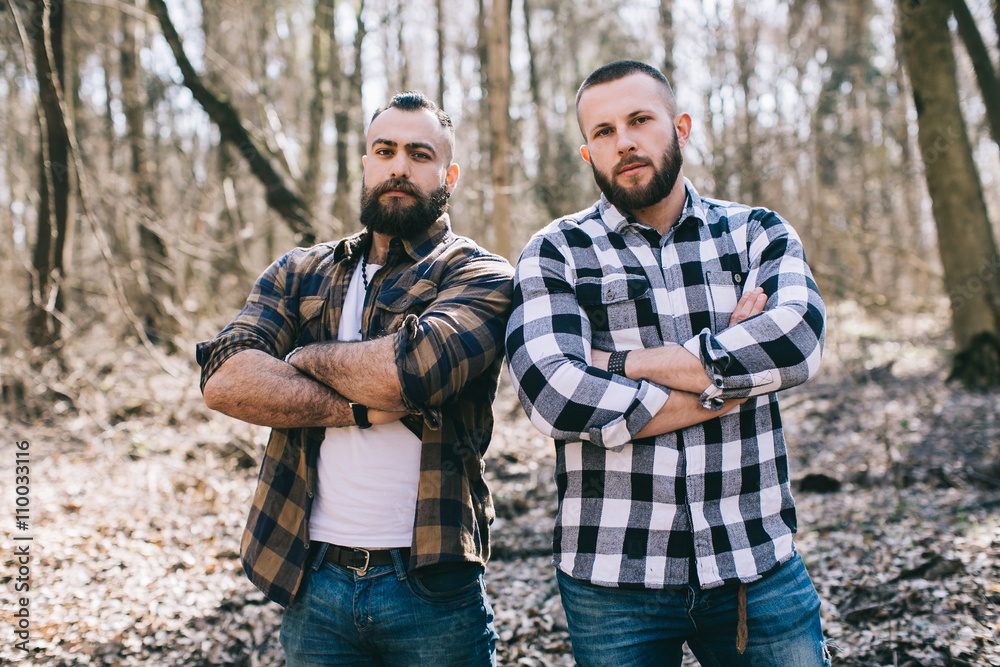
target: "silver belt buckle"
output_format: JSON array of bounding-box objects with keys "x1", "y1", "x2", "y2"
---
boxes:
[{"x1": 347, "y1": 548, "x2": 371, "y2": 576}]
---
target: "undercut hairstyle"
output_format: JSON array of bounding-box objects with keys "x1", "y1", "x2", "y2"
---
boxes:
[
  {"x1": 575, "y1": 60, "x2": 678, "y2": 132},
  {"x1": 370, "y1": 91, "x2": 456, "y2": 162}
]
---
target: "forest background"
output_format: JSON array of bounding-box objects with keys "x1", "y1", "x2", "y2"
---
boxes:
[{"x1": 2, "y1": 0, "x2": 1000, "y2": 664}]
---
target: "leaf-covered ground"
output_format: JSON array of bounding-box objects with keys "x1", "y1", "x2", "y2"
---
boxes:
[{"x1": 2, "y1": 302, "x2": 998, "y2": 666}]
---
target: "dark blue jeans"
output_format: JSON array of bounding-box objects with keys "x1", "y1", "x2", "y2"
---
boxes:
[
  {"x1": 557, "y1": 553, "x2": 832, "y2": 666},
  {"x1": 280, "y1": 544, "x2": 497, "y2": 666}
]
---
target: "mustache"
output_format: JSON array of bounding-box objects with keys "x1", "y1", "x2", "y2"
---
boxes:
[
  {"x1": 368, "y1": 178, "x2": 421, "y2": 198},
  {"x1": 615, "y1": 155, "x2": 653, "y2": 175}
]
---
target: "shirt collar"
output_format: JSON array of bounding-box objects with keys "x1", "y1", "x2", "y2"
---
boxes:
[
  {"x1": 598, "y1": 177, "x2": 706, "y2": 234},
  {"x1": 336, "y1": 214, "x2": 454, "y2": 264}
]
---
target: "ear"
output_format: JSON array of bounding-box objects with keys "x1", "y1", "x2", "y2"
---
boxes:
[
  {"x1": 445, "y1": 163, "x2": 460, "y2": 192},
  {"x1": 580, "y1": 144, "x2": 592, "y2": 164},
  {"x1": 362, "y1": 155, "x2": 368, "y2": 169},
  {"x1": 674, "y1": 113, "x2": 692, "y2": 149}
]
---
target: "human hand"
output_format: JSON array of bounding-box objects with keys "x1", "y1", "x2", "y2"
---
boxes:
[{"x1": 729, "y1": 287, "x2": 767, "y2": 326}]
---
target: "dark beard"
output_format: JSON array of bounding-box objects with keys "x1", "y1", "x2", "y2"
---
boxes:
[
  {"x1": 359, "y1": 178, "x2": 450, "y2": 238},
  {"x1": 591, "y1": 129, "x2": 683, "y2": 213}
]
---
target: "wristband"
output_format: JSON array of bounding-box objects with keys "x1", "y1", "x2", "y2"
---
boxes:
[
  {"x1": 351, "y1": 402, "x2": 372, "y2": 429},
  {"x1": 608, "y1": 350, "x2": 630, "y2": 376}
]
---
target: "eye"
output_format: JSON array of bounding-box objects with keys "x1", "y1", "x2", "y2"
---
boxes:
[
  {"x1": 634, "y1": 116, "x2": 651, "y2": 125},
  {"x1": 594, "y1": 127, "x2": 612, "y2": 139},
  {"x1": 412, "y1": 151, "x2": 432, "y2": 160}
]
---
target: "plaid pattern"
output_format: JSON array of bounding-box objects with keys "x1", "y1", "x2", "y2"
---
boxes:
[
  {"x1": 197, "y1": 216, "x2": 514, "y2": 607},
  {"x1": 505, "y1": 180, "x2": 825, "y2": 590}
]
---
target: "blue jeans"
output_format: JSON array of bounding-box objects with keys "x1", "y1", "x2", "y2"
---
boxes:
[
  {"x1": 557, "y1": 553, "x2": 832, "y2": 667},
  {"x1": 280, "y1": 544, "x2": 497, "y2": 666}
]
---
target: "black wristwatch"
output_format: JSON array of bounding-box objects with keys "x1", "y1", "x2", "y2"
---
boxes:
[{"x1": 350, "y1": 402, "x2": 372, "y2": 429}]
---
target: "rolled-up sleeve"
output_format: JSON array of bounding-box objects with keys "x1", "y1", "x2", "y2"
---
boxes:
[
  {"x1": 196, "y1": 250, "x2": 308, "y2": 392},
  {"x1": 505, "y1": 234, "x2": 670, "y2": 450},
  {"x1": 394, "y1": 253, "x2": 514, "y2": 428},
  {"x1": 683, "y1": 210, "x2": 825, "y2": 407}
]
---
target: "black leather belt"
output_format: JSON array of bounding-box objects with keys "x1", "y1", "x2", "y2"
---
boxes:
[{"x1": 320, "y1": 543, "x2": 410, "y2": 576}]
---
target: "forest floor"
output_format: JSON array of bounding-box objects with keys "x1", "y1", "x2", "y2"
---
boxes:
[{"x1": 2, "y1": 301, "x2": 999, "y2": 666}]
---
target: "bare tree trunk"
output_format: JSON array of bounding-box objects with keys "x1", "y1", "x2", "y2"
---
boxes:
[
  {"x1": 25, "y1": 0, "x2": 70, "y2": 348},
  {"x1": 522, "y1": 0, "x2": 554, "y2": 220},
  {"x1": 148, "y1": 0, "x2": 315, "y2": 245},
  {"x1": 485, "y1": 0, "x2": 512, "y2": 259},
  {"x1": 733, "y1": 3, "x2": 762, "y2": 205},
  {"x1": 332, "y1": 0, "x2": 365, "y2": 231},
  {"x1": 436, "y1": 0, "x2": 446, "y2": 109},
  {"x1": 898, "y1": 0, "x2": 1000, "y2": 385},
  {"x1": 658, "y1": 0, "x2": 675, "y2": 83},
  {"x1": 122, "y1": 1, "x2": 178, "y2": 346},
  {"x1": 304, "y1": 0, "x2": 335, "y2": 210},
  {"x1": 951, "y1": 0, "x2": 1000, "y2": 146}
]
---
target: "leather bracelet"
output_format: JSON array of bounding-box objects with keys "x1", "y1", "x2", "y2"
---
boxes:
[
  {"x1": 608, "y1": 350, "x2": 630, "y2": 376},
  {"x1": 350, "y1": 403, "x2": 372, "y2": 429}
]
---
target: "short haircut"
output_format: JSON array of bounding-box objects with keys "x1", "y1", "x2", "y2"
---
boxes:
[
  {"x1": 370, "y1": 91, "x2": 456, "y2": 162},
  {"x1": 575, "y1": 60, "x2": 678, "y2": 131}
]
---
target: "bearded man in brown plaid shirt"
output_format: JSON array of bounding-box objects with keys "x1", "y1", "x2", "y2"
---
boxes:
[{"x1": 198, "y1": 91, "x2": 512, "y2": 666}]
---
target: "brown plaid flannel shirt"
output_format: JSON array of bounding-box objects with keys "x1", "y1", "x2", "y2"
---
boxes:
[{"x1": 196, "y1": 216, "x2": 514, "y2": 607}]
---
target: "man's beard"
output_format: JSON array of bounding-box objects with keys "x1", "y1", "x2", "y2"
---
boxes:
[
  {"x1": 592, "y1": 129, "x2": 683, "y2": 213},
  {"x1": 359, "y1": 178, "x2": 450, "y2": 238}
]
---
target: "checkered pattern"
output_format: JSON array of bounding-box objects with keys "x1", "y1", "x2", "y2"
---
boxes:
[
  {"x1": 197, "y1": 216, "x2": 513, "y2": 607},
  {"x1": 505, "y1": 180, "x2": 825, "y2": 590}
]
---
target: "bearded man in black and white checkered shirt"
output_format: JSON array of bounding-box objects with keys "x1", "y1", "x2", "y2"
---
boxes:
[{"x1": 505, "y1": 60, "x2": 834, "y2": 666}]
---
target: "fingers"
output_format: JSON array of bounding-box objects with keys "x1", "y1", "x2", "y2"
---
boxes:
[{"x1": 728, "y1": 287, "x2": 766, "y2": 326}]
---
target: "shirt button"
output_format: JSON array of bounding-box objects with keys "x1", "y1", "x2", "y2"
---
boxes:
[
  {"x1": 606, "y1": 290, "x2": 614, "y2": 299},
  {"x1": 734, "y1": 274, "x2": 742, "y2": 284}
]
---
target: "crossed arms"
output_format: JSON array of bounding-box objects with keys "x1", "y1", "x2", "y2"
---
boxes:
[
  {"x1": 504, "y1": 213, "x2": 825, "y2": 449},
  {"x1": 199, "y1": 245, "x2": 514, "y2": 431}
]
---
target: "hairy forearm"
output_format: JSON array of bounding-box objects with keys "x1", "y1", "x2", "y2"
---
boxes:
[
  {"x1": 634, "y1": 389, "x2": 742, "y2": 439},
  {"x1": 625, "y1": 344, "x2": 713, "y2": 394},
  {"x1": 203, "y1": 349, "x2": 354, "y2": 428},
  {"x1": 288, "y1": 336, "x2": 406, "y2": 411}
]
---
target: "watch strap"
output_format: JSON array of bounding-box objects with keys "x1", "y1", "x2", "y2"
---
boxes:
[{"x1": 350, "y1": 402, "x2": 372, "y2": 429}]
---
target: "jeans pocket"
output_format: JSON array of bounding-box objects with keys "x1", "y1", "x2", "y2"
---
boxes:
[{"x1": 406, "y1": 563, "x2": 484, "y2": 605}]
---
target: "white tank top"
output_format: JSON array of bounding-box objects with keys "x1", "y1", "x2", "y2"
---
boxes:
[{"x1": 307, "y1": 257, "x2": 422, "y2": 548}]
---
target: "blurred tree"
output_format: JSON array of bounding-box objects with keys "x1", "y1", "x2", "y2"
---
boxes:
[
  {"x1": 897, "y1": 0, "x2": 1000, "y2": 385},
  {"x1": 951, "y1": 0, "x2": 1000, "y2": 146},
  {"x1": 485, "y1": 0, "x2": 512, "y2": 259},
  {"x1": 22, "y1": 0, "x2": 70, "y2": 348},
  {"x1": 122, "y1": 0, "x2": 180, "y2": 346},
  {"x1": 148, "y1": 0, "x2": 316, "y2": 245}
]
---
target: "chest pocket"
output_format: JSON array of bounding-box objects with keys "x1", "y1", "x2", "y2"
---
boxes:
[
  {"x1": 705, "y1": 270, "x2": 746, "y2": 332},
  {"x1": 575, "y1": 274, "x2": 650, "y2": 348},
  {"x1": 373, "y1": 278, "x2": 440, "y2": 335},
  {"x1": 298, "y1": 295, "x2": 330, "y2": 344}
]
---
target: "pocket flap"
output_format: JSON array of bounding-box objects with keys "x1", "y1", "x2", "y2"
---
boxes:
[
  {"x1": 576, "y1": 275, "x2": 649, "y2": 306},
  {"x1": 376, "y1": 278, "x2": 440, "y2": 313}
]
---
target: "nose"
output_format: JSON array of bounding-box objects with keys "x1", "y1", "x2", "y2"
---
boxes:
[
  {"x1": 616, "y1": 126, "x2": 637, "y2": 156},
  {"x1": 389, "y1": 153, "x2": 410, "y2": 180}
]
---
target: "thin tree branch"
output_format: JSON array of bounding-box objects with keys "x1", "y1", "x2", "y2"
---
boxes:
[
  {"x1": 147, "y1": 0, "x2": 316, "y2": 245},
  {"x1": 952, "y1": 0, "x2": 1000, "y2": 146}
]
